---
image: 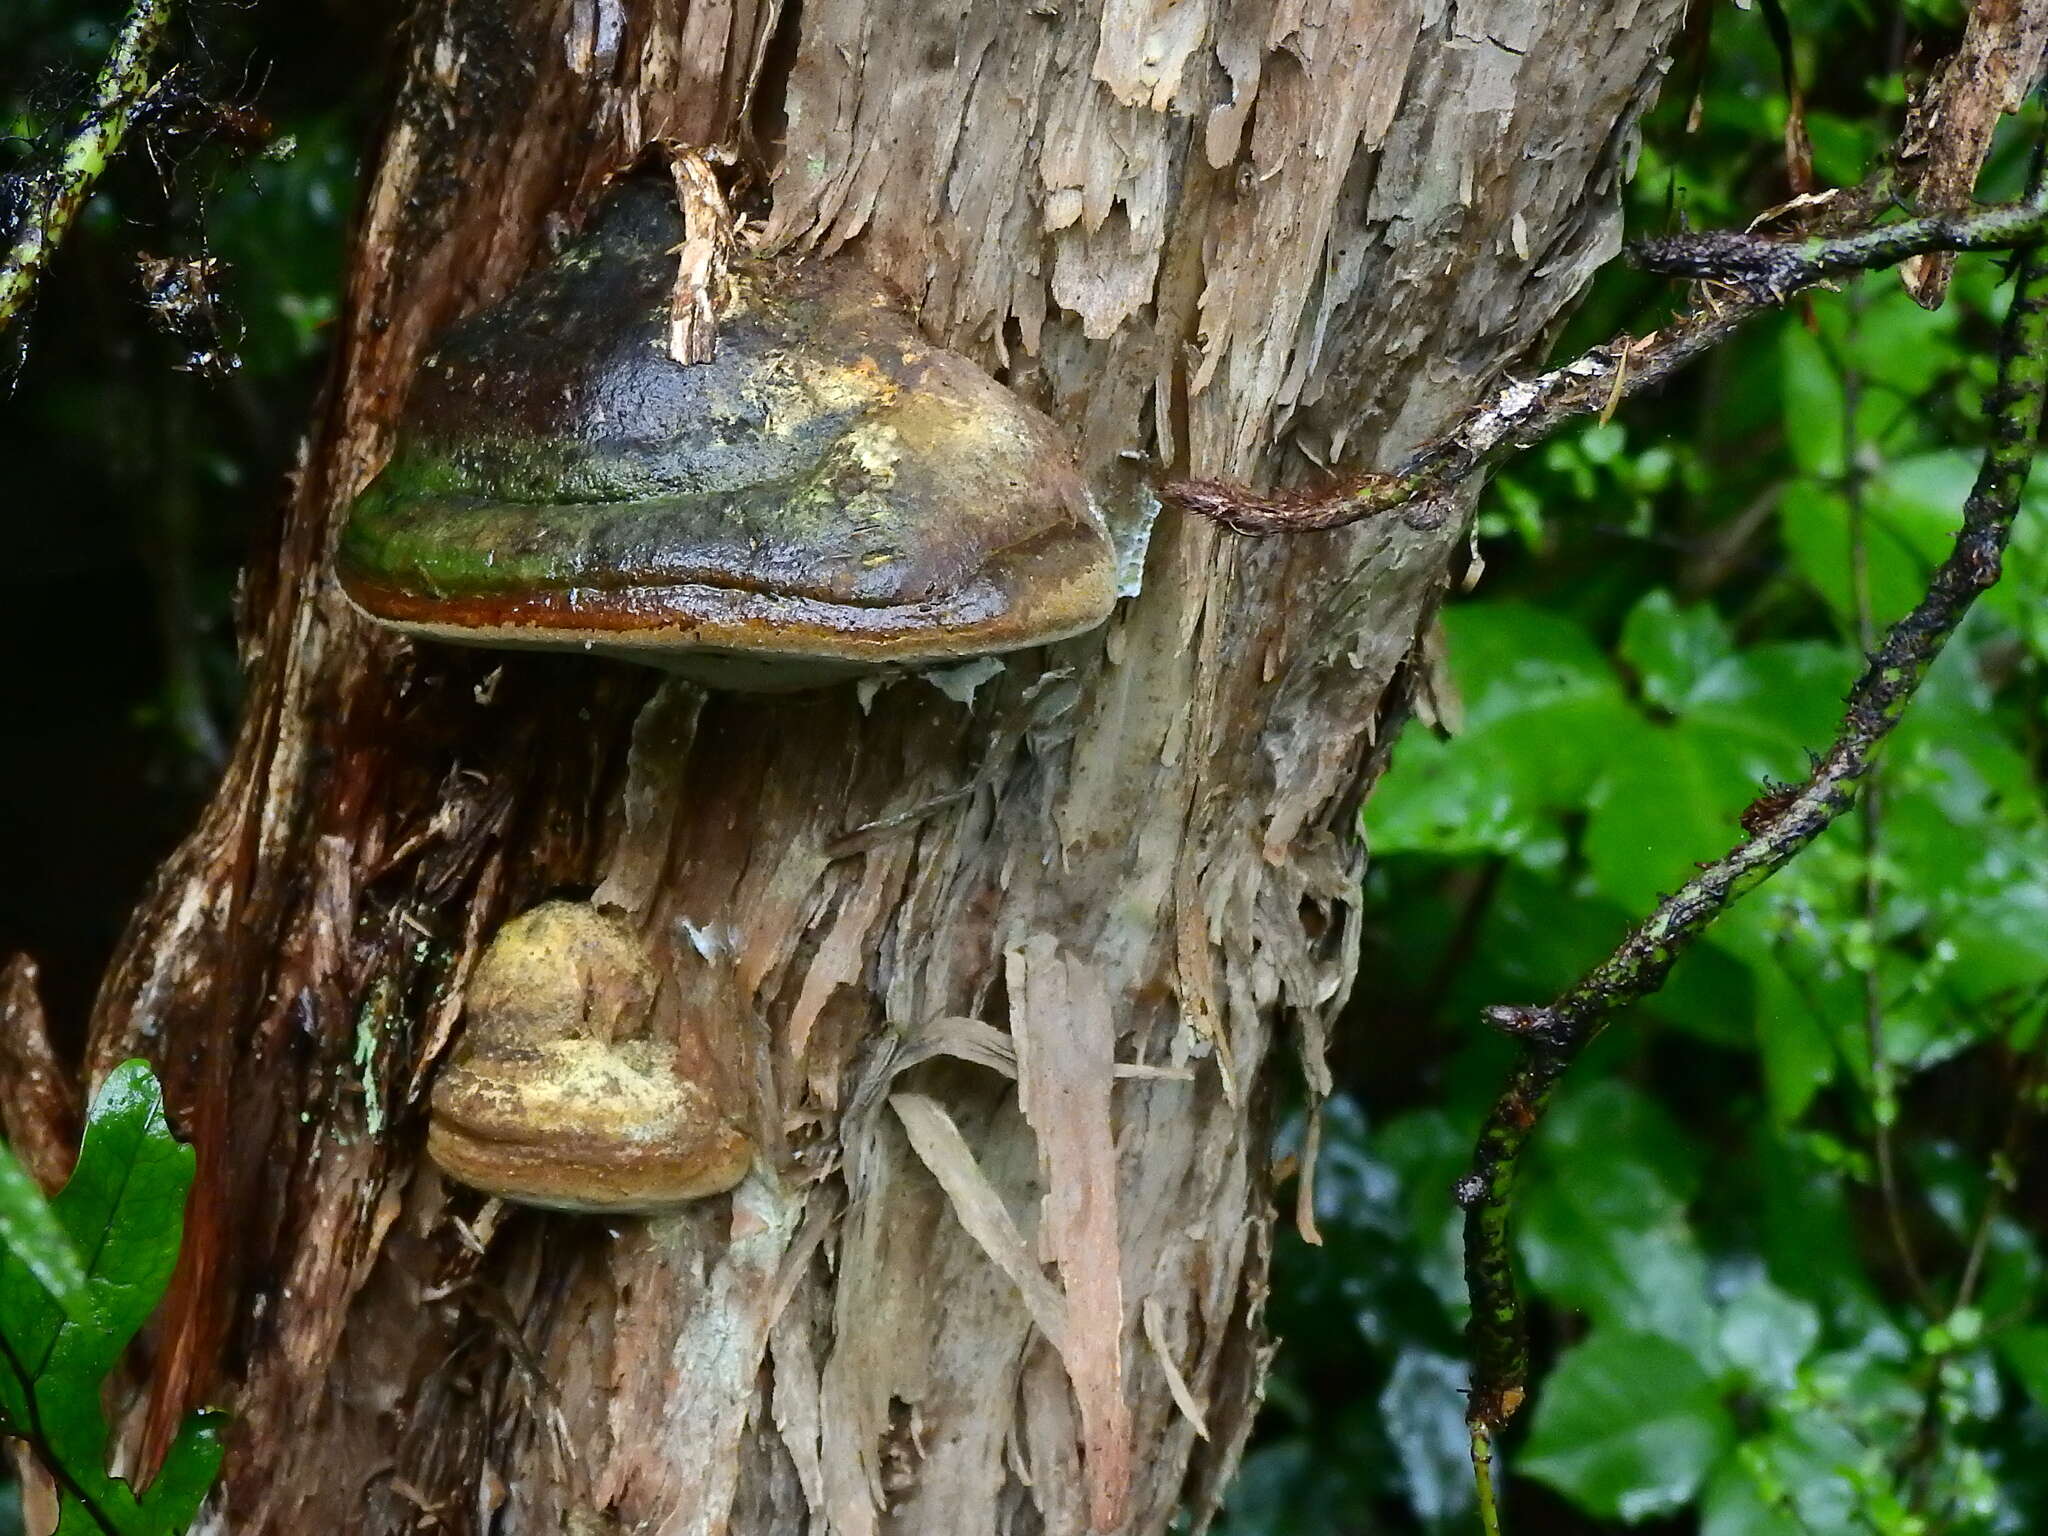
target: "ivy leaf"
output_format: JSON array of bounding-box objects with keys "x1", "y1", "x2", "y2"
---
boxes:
[
  {"x1": 1779, "y1": 325, "x2": 1845, "y2": 479},
  {"x1": 0, "y1": 1142, "x2": 86, "y2": 1324},
  {"x1": 1619, "y1": 590, "x2": 1734, "y2": 713},
  {"x1": 1998, "y1": 1324, "x2": 2048, "y2": 1408},
  {"x1": 0, "y1": 1060, "x2": 225, "y2": 1536},
  {"x1": 1715, "y1": 906, "x2": 1840, "y2": 1125},
  {"x1": 1716, "y1": 1276, "x2": 1820, "y2": 1393},
  {"x1": 1435, "y1": 602, "x2": 1620, "y2": 733},
  {"x1": 1520, "y1": 1082, "x2": 1718, "y2": 1358},
  {"x1": 1376, "y1": 1349, "x2": 1473, "y2": 1527},
  {"x1": 1582, "y1": 723, "x2": 1739, "y2": 910},
  {"x1": 1700, "y1": 1447, "x2": 1826, "y2": 1536},
  {"x1": 1520, "y1": 1329, "x2": 1734, "y2": 1522},
  {"x1": 1778, "y1": 459, "x2": 1967, "y2": 635},
  {"x1": 1370, "y1": 603, "x2": 1650, "y2": 865}
]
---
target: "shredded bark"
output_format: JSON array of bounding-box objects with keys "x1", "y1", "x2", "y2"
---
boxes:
[{"x1": 1895, "y1": 0, "x2": 2048, "y2": 308}]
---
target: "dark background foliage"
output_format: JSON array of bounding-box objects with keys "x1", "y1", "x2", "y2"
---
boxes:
[
  {"x1": 3, "y1": 3, "x2": 2046, "y2": 1533},
  {"x1": 0, "y1": 0, "x2": 388, "y2": 1029}
]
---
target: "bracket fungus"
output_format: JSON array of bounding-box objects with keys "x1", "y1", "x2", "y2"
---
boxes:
[
  {"x1": 427, "y1": 901, "x2": 754, "y2": 1213},
  {"x1": 368, "y1": 177, "x2": 1118, "y2": 1208},
  {"x1": 337, "y1": 176, "x2": 1118, "y2": 690}
]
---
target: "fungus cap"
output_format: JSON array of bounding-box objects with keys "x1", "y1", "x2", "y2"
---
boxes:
[
  {"x1": 338, "y1": 179, "x2": 1116, "y2": 689},
  {"x1": 426, "y1": 901, "x2": 754, "y2": 1213}
]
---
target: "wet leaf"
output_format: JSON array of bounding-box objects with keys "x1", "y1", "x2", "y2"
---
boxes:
[
  {"x1": 0, "y1": 1061, "x2": 224, "y2": 1536},
  {"x1": 1620, "y1": 589, "x2": 1735, "y2": 713},
  {"x1": 0, "y1": 1142, "x2": 85, "y2": 1323},
  {"x1": 1520, "y1": 1329, "x2": 1735, "y2": 1522},
  {"x1": 1377, "y1": 1349, "x2": 1473, "y2": 1527}
]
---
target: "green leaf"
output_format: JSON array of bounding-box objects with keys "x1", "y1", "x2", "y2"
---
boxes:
[
  {"x1": 1780, "y1": 325, "x2": 1845, "y2": 478},
  {"x1": 1371, "y1": 602, "x2": 1660, "y2": 863},
  {"x1": 1714, "y1": 905, "x2": 1841, "y2": 1125},
  {"x1": 1836, "y1": 280, "x2": 1966, "y2": 399},
  {"x1": 1700, "y1": 1425, "x2": 1870, "y2": 1536},
  {"x1": 1752, "y1": 964, "x2": 1840, "y2": 1125},
  {"x1": 1369, "y1": 695, "x2": 1650, "y2": 863},
  {"x1": 0, "y1": 1141, "x2": 87, "y2": 1322},
  {"x1": 1684, "y1": 642, "x2": 1859, "y2": 759},
  {"x1": 1717, "y1": 1276, "x2": 1820, "y2": 1392},
  {"x1": 1778, "y1": 458, "x2": 1967, "y2": 634},
  {"x1": 1700, "y1": 1452, "x2": 1809, "y2": 1536},
  {"x1": 1998, "y1": 1324, "x2": 2048, "y2": 1408},
  {"x1": 1438, "y1": 603, "x2": 1620, "y2": 732},
  {"x1": 1620, "y1": 590, "x2": 1735, "y2": 713},
  {"x1": 131, "y1": 1409, "x2": 228, "y2": 1536},
  {"x1": 1649, "y1": 938, "x2": 1759, "y2": 1049},
  {"x1": 1520, "y1": 1082, "x2": 1717, "y2": 1357},
  {"x1": 1582, "y1": 638, "x2": 1857, "y2": 914},
  {"x1": 1373, "y1": 1110, "x2": 1473, "y2": 1316},
  {"x1": 1582, "y1": 723, "x2": 1737, "y2": 910},
  {"x1": 1991, "y1": 479, "x2": 2048, "y2": 660},
  {"x1": 1376, "y1": 1349, "x2": 1473, "y2": 1526},
  {"x1": 0, "y1": 1060, "x2": 224, "y2": 1536},
  {"x1": 1519, "y1": 1329, "x2": 1735, "y2": 1522}
]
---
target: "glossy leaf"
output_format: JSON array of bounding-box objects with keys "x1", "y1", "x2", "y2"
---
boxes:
[
  {"x1": 0, "y1": 1141, "x2": 85, "y2": 1326},
  {"x1": 1377, "y1": 1349, "x2": 1473, "y2": 1527},
  {"x1": 1717, "y1": 1276, "x2": 1820, "y2": 1393},
  {"x1": 1780, "y1": 325, "x2": 1846, "y2": 479},
  {"x1": 0, "y1": 1061, "x2": 224, "y2": 1536},
  {"x1": 1520, "y1": 1329, "x2": 1735, "y2": 1522},
  {"x1": 1619, "y1": 590, "x2": 1734, "y2": 714}
]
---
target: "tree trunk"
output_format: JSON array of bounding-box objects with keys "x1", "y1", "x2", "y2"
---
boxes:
[{"x1": 57, "y1": 3, "x2": 1685, "y2": 1532}]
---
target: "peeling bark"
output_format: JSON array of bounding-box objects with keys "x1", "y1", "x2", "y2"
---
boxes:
[
  {"x1": 70, "y1": 3, "x2": 1686, "y2": 1532},
  {"x1": 1896, "y1": 0, "x2": 2048, "y2": 308}
]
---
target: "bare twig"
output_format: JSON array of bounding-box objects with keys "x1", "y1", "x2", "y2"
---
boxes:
[
  {"x1": 1756, "y1": 0, "x2": 1815, "y2": 196},
  {"x1": 1472, "y1": 1420, "x2": 1503, "y2": 1536},
  {"x1": 0, "y1": 0, "x2": 176, "y2": 337},
  {"x1": 1840, "y1": 292, "x2": 1933, "y2": 1309},
  {"x1": 1165, "y1": 186, "x2": 2048, "y2": 536},
  {"x1": 1454, "y1": 190, "x2": 2048, "y2": 1465}
]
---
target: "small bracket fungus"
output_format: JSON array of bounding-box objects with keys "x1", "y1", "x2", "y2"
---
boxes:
[
  {"x1": 338, "y1": 176, "x2": 1117, "y2": 689},
  {"x1": 427, "y1": 901, "x2": 753, "y2": 1213}
]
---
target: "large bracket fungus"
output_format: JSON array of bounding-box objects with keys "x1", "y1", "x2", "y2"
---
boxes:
[{"x1": 337, "y1": 175, "x2": 1118, "y2": 690}]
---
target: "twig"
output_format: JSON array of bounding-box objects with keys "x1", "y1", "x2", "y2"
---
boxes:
[
  {"x1": 1471, "y1": 1422, "x2": 1503, "y2": 1536},
  {"x1": 1632, "y1": 193, "x2": 2048, "y2": 296},
  {"x1": 1840, "y1": 292, "x2": 1932, "y2": 1309},
  {"x1": 1897, "y1": 1027, "x2": 2043, "y2": 1521},
  {"x1": 1453, "y1": 186, "x2": 2048, "y2": 1493},
  {"x1": 1164, "y1": 186, "x2": 2048, "y2": 536},
  {"x1": 1952, "y1": 1010, "x2": 2046, "y2": 1316},
  {"x1": 0, "y1": 0, "x2": 176, "y2": 337}
]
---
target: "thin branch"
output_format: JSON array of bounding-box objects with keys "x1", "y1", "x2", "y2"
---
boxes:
[
  {"x1": 1164, "y1": 186, "x2": 2048, "y2": 536},
  {"x1": 1951, "y1": 987, "x2": 2048, "y2": 1320},
  {"x1": 1631, "y1": 192, "x2": 2048, "y2": 296},
  {"x1": 0, "y1": 0, "x2": 176, "y2": 338},
  {"x1": 1471, "y1": 1422, "x2": 1503, "y2": 1536},
  {"x1": 1841, "y1": 293, "x2": 1932, "y2": 1309},
  {"x1": 1453, "y1": 209, "x2": 2048, "y2": 1450}
]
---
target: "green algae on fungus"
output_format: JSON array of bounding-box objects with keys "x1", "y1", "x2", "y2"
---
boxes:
[{"x1": 337, "y1": 176, "x2": 1117, "y2": 690}]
